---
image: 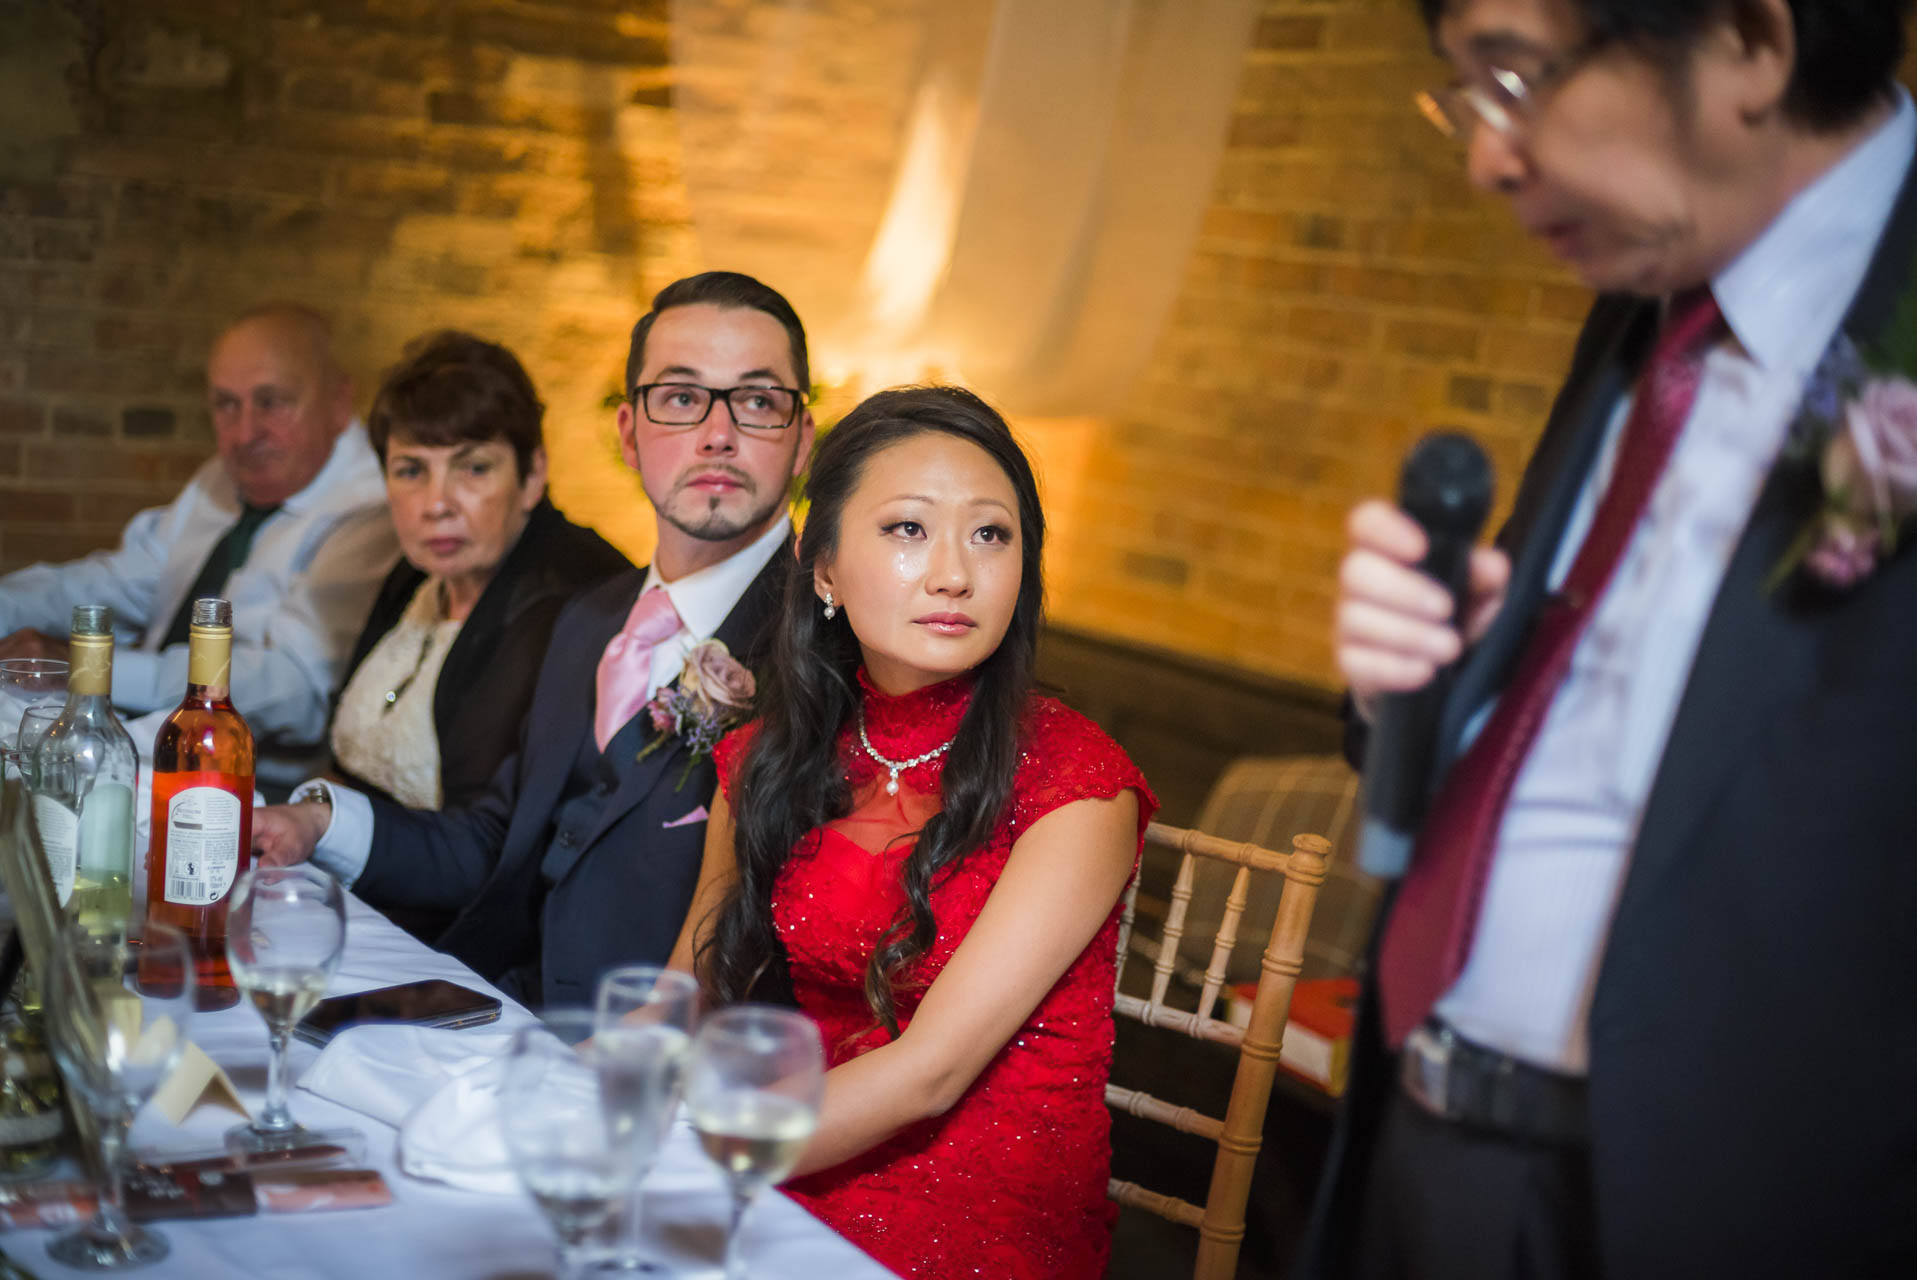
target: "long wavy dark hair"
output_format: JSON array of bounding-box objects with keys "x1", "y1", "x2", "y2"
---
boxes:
[{"x1": 701, "y1": 386, "x2": 1045, "y2": 1034}]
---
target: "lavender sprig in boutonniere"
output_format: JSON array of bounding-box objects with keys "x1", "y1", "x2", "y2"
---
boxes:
[
  {"x1": 1768, "y1": 299, "x2": 1917, "y2": 592},
  {"x1": 635, "y1": 639, "x2": 756, "y2": 789}
]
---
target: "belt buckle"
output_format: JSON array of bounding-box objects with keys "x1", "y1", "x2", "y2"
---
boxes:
[{"x1": 1400, "y1": 1023, "x2": 1458, "y2": 1121}]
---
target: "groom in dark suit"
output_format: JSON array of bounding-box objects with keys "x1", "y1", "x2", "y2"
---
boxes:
[
  {"x1": 1311, "y1": 1, "x2": 1917, "y2": 1277},
  {"x1": 255, "y1": 272, "x2": 816, "y2": 1008}
]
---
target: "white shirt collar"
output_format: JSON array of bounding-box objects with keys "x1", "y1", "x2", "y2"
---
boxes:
[
  {"x1": 641, "y1": 513, "x2": 792, "y2": 640},
  {"x1": 1713, "y1": 87, "x2": 1915, "y2": 373}
]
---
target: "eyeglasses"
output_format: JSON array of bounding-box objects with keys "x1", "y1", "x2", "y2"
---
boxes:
[
  {"x1": 632, "y1": 383, "x2": 805, "y2": 431},
  {"x1": 1414, "y1": 36, "x2": 1605, "y2": 143}
]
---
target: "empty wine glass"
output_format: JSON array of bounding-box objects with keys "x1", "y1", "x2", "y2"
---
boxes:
[
  {"x1": 13, "y1": 705, "x2": 62, "y2": 782},
  {"x1": 500, "y1": 1009, "x2": 642, "y2": 1280},
  {"x1": 685, "y1": 1005, "x2": 826, "y2": 1280},
  {"x1": 0, "y1": 658, "x2": 65, "y2": 770},
  {"x1": 42, "y1": 918, "x2": 193, "y2": 1270},
  {"x1": 223, "y1": 864, "x2": 357, "y2": 1156},
  {"x1": 589, "y1": 966, "x2": 699, "y2": 1274}
]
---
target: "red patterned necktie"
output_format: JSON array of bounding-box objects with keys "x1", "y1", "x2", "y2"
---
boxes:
[{"x1": 1375, "y1": 288, "x2": 1725, "y2": 1050}]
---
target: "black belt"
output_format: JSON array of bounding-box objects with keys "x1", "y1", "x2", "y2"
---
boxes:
[{"x1": 1398, "y1": 1021, "x2": 1590, "y2": 1147}]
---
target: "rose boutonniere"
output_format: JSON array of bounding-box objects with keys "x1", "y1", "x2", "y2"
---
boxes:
[
  {"x1": 1769, "y1": 307, "x2": 1917, "y2": 592},
  {"x1": 635, "y1": 639, "x2": 756, "y2": 789}
]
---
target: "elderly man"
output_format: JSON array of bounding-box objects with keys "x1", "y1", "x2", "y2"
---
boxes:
[
  {"x1": 1314, "y1": 1, "x2": 1917, "y2": 1277},
  {"x1": 253, "y1": 272, "x2": 816, "y2": 1009},
  {"x1": 0, "y1": 304, "x2": 395, "y2": 785}
]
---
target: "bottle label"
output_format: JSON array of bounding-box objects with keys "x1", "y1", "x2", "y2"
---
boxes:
[
  {"x1": 164, "y1": 787, "x2": 242, "y2": 907},
  {"x1": 29, "y1": 797, "x2": 77, "y2": 907}
]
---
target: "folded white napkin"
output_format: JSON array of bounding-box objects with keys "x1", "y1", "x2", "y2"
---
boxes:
[{"x1": 300, "y1": 1023, "x2": 521, "y2": 1194}]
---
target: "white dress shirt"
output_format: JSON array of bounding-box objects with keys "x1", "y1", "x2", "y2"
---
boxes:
[
  {"x1": 306, "y1": 514, "x2": 792, "y2": 888},
  {"x1": 1433, "y1": 91, "x2": 1917, "y2": 1074},
  {"x1": 0, "y1": 424, "x2": 396, "y2": 784}
]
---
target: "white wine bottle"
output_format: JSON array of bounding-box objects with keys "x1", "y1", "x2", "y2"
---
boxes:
[{"x1": 29, "y1": 604, "x2": 137, "y2": 926}]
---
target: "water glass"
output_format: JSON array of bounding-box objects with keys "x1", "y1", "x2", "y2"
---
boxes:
[
  {"x1": 223, "y1": 864, "x2": 355, "y2": 1155},
  {"x1": 42, "y1": 918, "x2": 193, "y2": 1270},
  {"x1": 588, "y1": 967, "x2": 699, "y2": 1274},
  {"x1": 685, "y1": 1005, "x2": 826, "y2": 1280},
  {"x1": 500, "y1": 1009, "x2": 641, "y2": 1280}
]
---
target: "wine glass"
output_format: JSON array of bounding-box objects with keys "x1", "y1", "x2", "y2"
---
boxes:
[
  {"x1": 42, "y1": 918, "x2": 193, "y2": 1269},
  {"x1": 223, "y1": 864, "x2": 356, "y2": 1156},
  {"x1": 684, "y1": 1006, "x2": 826, "y2": 1280},
  {"x1": 588, "y1": 966, "x2": 699, "y2": 1274},
  {"x1": 499, "y1": 1009, "x2": 642, "y2": 1280},
  {"x1": 0, "y1": 658, "x2": 65, "y2": 770},
  {"x1": 12, "y1": 705, "x2": 62, "y2": 782}
]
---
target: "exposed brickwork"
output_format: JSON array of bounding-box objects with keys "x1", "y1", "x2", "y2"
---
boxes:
[
  {"x1": 0, "y1": 0, "x2": 692, "y2": 571},
  {"x1": 7, "y1": 0, "x2": 1917, "y2": 695}
]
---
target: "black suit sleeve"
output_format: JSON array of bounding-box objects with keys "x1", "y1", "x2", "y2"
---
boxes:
[{"x1": 353, "y1": 740, "x2": 520, "y2": 912}]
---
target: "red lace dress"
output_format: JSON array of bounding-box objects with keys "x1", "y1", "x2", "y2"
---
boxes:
[{"x1": 713, "y1": 672, "x2": 1156, "y2": 1279}]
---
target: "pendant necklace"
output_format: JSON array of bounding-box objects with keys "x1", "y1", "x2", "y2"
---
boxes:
[{"x1": 856, "y1": 706, "x2": 956, "y2": 795}]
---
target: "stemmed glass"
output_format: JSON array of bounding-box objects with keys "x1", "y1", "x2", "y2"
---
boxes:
[
  {"x1": 589, "y1": 966, "x2": 699, "y2": 1274},
  {"x1": 685, "y1": 1006, "x2": 826, "y2": 1280},
  {"x1": 0, "y1": 659, "x2": 65, "y2": 770},
  {"x1": 223, "y1": 864, "x2": 358, "y2": 1156},
  {"x1": 13, "y1": 705, "x2": 63, "y2": 780},
  {"x1": 500, "y1": 1009, "x2": 642, "y2": 1280},
  {"x1": 42, "y1": 918, "x2": 193, "y2": 1270}
]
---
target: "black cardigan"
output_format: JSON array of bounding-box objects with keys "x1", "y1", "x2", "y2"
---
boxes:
[{"x1": 333, "y1": 498, "x2": 632, "y2": 810}]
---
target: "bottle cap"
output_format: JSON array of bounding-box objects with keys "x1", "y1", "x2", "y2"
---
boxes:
[
  {"x1": 70, "y1": 605, "x2": 113, "y2": 638},
  {"x1": 190, "y1": 599, "x2": 232, "y2": 630}
]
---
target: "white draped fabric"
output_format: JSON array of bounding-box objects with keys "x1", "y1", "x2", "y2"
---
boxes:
[{"x1": 670, "y1": 0, "x2": 1259, "y2": 415}]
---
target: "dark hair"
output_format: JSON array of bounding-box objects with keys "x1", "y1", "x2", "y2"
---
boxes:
[
  {"x1": 624, "y1": 271, "x2": 810, "y2": 400},
  {"x1": 367, "y1": 330, "x2": 544, "y2": 479},
  {"x1": 1415, "y1": 0, "x2": 1911, "y2": 130},
  {"x1": 702, "y1": 386, "x2": 1046, "y2": 1033}
]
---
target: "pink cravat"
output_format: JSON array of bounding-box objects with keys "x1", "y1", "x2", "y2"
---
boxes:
[
  {"x1": 593, "y1": 587, "x2": 683, "y2": 752},
  {"x1": 1375, "y1": 288, "x2": 1725, "y2": 1050}
]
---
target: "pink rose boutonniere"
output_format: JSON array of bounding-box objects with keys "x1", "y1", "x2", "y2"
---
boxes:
[
  {"x1": 635, "y1": 639, "x2": 757, "y2": 789},
  {"x1": 1771, "y1": 318, "x2": 1917, "y2": 592}
]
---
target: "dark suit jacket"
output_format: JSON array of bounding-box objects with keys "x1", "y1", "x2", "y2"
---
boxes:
[
  {"x1": 334, "y1": 499, "x2": 631, "y2": 809},
  {"x1": 351, "y1": 549, "x2": 787, "y2": 1008},
  {"x1": 1301, "y1": 141, "x2": 1917, "y2": 1279}
]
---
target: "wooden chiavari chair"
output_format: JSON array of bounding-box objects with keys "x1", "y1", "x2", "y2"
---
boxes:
[{"x1": 1107, "y1": 821, "x2": 1331, "y2": 1280}]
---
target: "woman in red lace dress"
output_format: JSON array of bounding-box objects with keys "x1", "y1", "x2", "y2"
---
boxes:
[{"x1": 671, "y1": 386, "x2": 1155, "y2": 1278}]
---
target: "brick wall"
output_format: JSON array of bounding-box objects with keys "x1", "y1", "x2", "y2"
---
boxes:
[
  {"x1": 5, "y1": 1, "x2": 1913, "y2": 692},
  {"x1": 1039, "y1": 0, "x2": 1584, "y2": 686},
  {"x1": 0, "y1": 0, "x2": 699, "y2": 571}
]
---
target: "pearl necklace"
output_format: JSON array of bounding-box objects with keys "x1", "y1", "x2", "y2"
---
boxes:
[{"x1": 856, "y1": 706, "x2": 955, "y2": 795}]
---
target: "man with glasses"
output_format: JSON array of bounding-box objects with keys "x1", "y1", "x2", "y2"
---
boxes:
[
  {"x1": 253, "y1": 273, "x2": 815, "y2": 1007},
  {"x1": 1314, "y1": 1, "x2": 1917, "y2": 1277}
]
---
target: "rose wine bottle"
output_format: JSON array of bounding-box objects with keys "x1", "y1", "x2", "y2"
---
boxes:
[{"x1": 144, "y1": 598, "x2": 254, "y2": 1010}]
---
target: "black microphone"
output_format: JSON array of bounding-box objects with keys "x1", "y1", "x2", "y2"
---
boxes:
[{"x1": 1356, "y1": 432, "x2": 1493, "y2": 878}]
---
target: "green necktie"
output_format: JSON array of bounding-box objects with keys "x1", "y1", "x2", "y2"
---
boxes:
[{"x1": 159, "y1": 504, "x2": 280, "y2": 649}]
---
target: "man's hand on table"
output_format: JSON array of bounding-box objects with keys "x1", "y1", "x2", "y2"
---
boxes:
[
  {"x1": 254, "y1": 803, "x2": 328, "y2": 866},
  {"x1": 0, "y1": 629, "x2": 71, "y2": 664}
]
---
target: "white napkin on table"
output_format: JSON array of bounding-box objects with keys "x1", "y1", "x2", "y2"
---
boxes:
[{"x1": 299, "y1": 1022, "x2": 521, "y2": 1194}]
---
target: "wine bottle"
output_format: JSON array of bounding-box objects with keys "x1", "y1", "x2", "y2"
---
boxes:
[
  {"x1": 28, "y1": 604, "x2": 137, "y2": 927},
  {"x1": 145, "y1": 598, "x2": 254, "y2": 1011}
]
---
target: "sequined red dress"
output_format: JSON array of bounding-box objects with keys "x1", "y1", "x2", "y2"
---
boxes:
[{"x1": 713, "y1": 672, "x2": 1156, "y2": 1279}]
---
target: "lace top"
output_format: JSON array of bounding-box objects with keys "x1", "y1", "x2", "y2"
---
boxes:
[
  {"x1": 331, "y1": 577, "x2": 462, "y2": 809},
  {"x1": 714, "y1": 671, "x2": 1157, "y2": 1279}
]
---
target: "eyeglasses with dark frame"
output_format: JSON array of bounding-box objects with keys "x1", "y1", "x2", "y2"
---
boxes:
[
  {"x1": 1414, "y1": 33, "x2": 1608, "y2": 144},
  {"x1": 632, "y1": 382, "x2": 806, "y2": 431}
]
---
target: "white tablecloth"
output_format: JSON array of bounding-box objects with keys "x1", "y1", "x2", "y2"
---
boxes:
[{"x1": 12, "y1": 895, "x2": 897, "y2": 1280}]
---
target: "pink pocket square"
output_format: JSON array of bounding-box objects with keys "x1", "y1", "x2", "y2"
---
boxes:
[{"x1": 662, "y1": 805, "x2": 708, "y2": 829}]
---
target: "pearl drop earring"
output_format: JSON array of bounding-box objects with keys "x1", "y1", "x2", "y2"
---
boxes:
[{"x1": 822, "y1": 591, "x2": 837, "y2": 620}]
